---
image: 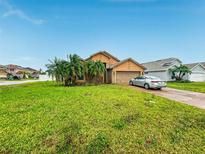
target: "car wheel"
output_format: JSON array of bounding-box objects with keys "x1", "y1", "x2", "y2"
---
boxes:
[
  {"x1": 129, "y1": 81, "x2": 133, "y2": 86},
  {"x1": 144, "y1": 83, "x2": 150, "y2": 90}
]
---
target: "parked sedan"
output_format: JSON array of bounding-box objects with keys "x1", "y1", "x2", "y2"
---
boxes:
[{"x1": 129, "y1": 76, "x2": 167, "y2": 90}]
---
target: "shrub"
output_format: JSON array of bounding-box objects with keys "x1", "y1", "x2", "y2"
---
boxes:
[
  {"x1": 87, "y1": 133, "x2": 109, "y2": 154},
  {"x1": 112, "y1": 119, "x2": 125, "y2": 130}
]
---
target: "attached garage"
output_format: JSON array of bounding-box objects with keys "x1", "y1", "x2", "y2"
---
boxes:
[
  {"x1": 109, "y1": 58, "x2": 145, "y2": 84},
  {"x1": 116, "y1": 71, "x2": 140, "y2": 84},
  {"x1": 184, "y1": 63, "x2": 205, "y2": 82},
  {"x1": 189, "y1": 73, "x2": 205, "y2": 82}
]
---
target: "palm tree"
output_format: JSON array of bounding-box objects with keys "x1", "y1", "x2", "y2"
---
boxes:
[
  {"x1": 46, "y1": 57, "x2": 63, "y2": 82},
  {"x1": 85, "y1": 60, "x2": 105, "y2": 83},
  {"x1": 169, "y1": 64, "x2": 192, "y2": 81},
  {"x1": 67, "y1": 54, "x2": 84, "y2": 85},
  {"x1": 46, "y1": 54, "x2": 105, "y2": 86}
]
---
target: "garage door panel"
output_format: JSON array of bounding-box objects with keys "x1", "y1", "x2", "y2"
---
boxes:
[
  {"x1": 190, "y1": 73, "x2": 205, "y2": 82},
  {"x1": 116, "y1": 71, "x2": 140, "y2": 84}
]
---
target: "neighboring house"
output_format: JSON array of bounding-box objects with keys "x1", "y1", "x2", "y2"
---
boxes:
[
  {"x1": 183, "y1": 63, "x2": 205, "y2": 82},
  {"x1": 0, "y1": 65, "x2": 7, "y2": 79},
  {"x1": 20, "y1": 67, "x2": 39, "y2": 78},
  {"x1": 6, "y1": 64, "x2": 20, "y2": 74},
  {"x1": 86, "y1": 51, "x2": 145, "y2": 84},
  {"x1": 142, "y1": 58, "x2": 182, "y2": 81},
  {"x1": 1, "y1": 64, "x2": 39, "y2": 79}
]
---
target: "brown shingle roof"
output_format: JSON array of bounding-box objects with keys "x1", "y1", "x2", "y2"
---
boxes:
[
  {"x1": 86, "y1": 51, "x2": 120, "y2": 62},
  {"x1": 6, "y1": 64, "x2": 19, "y2": 69}
]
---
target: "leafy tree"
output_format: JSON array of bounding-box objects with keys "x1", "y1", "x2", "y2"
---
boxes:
[{"x1": 169, "y1": 65, "x2": 192, "y2": 81}]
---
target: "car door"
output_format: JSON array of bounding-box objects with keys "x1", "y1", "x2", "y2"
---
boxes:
[
  {"x1": 133, "y1": 77, "x2": 140, "y2": 86},
  {"x1": 134, "y1": 76, "x2": 144, "y2": 86},
  {"x1": 138, "y1": 76, "x2": 146, "y2": 87}
]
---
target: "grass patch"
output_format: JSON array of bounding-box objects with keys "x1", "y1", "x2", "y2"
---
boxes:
[
  {"x1": 0, "y1": 82, "x2": 205, "y2": 153},
  {"x1": 168, "y1": 82, "x2": 205, "y2": 93},
  {"x1": 87, "y1": 133, "x2": 110, "y2": 154}
]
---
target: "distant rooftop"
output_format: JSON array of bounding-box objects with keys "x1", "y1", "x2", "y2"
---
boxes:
[
  {"x1": 1, "y1": 64, "x2": 37, "y2": 72},
  {"x1": 185, "y1": 62, "x2": 205, "y2": 69},
  {"x1": 142, "y1": 58, "x2": 182, "y2": 71}
]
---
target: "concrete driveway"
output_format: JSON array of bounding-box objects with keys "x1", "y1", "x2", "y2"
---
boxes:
[{"x1": 129, "y1": 86, "x2": 205, "y2": 109}]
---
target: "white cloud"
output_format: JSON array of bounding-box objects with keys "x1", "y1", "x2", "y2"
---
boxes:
[{"x1": 0, "y1": 0, "x2": 45, "y2": 25}]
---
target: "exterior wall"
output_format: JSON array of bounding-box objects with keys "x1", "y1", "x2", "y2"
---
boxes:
[
  {"x1": 189, "y1": 73, "x2": 205, "y2": 82},
  {"x1": 90, "y1": 53, "x2": 119, "y2": 68}
]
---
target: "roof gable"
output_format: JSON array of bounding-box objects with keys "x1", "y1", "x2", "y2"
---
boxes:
[
  {"x1": 185, "y1": 63, "x2": 205, "y2": 70},
  {"x1": 86, "y1": 51, "x2": 120, "y2": 62},
  {"x1": 200, "y1": 62, "x2": 205, "y2": 68},
  {"x1": 192, "y1": 64, "x2": 205, "y2": 72},
  {"x1": 110, "y1": 58, "x2": 146, "y2": 70},
  {"x1": 185, "y1": 63, "x2": 205, "y2": 71}
]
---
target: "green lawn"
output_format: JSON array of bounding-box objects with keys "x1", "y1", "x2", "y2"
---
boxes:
[
  {"x1": 0, "y1": 82, "x2": 205, "y2": 153},
  {"x1": 168, "y1": 82, "x2": 205, "y2": 93}
]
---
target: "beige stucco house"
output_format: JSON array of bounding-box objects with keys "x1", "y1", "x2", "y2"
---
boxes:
[{"x1": 86, "y1": 51, "x2": 145, "y2": 84}]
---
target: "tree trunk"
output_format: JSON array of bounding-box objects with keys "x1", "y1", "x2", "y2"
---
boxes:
[{"x1": 64, "y1": 77, "x2": 69, "y2": 86}]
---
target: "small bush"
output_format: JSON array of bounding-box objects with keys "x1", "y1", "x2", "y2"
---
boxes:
[
  {"x1": 112, "y1": 119, "x2": 125, "y2": 130},
  {"x1": 123, "y1": 113, "x2": 141, "y2": 124},
  {"x1": 87, "y1": 133, "x2": 109, "y2": 154}
]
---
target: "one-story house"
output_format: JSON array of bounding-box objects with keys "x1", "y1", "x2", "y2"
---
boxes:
[
  {"x1": 142, "y1": 58, "x2": 182, "y2": 81},
  {"x1": 85, "y1": 51, "x2": 145, "y2": 84},
  {"x1": 183, "y1": 63, "x2": 205, "y2": 82}
]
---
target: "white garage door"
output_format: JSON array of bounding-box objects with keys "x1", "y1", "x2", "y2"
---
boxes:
[{"x1": 190, "y1": 73, "x2": 205, "y2": 82}]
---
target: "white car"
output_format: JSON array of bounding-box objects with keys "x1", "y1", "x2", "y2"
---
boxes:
[{"x1": 129, "y1": 75, "x2": 167, "y2": 90}]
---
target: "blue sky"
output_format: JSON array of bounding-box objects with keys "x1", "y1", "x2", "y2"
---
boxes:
[{"x1": 0, "y1": 0, "x2": 205, "y2": 70}]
